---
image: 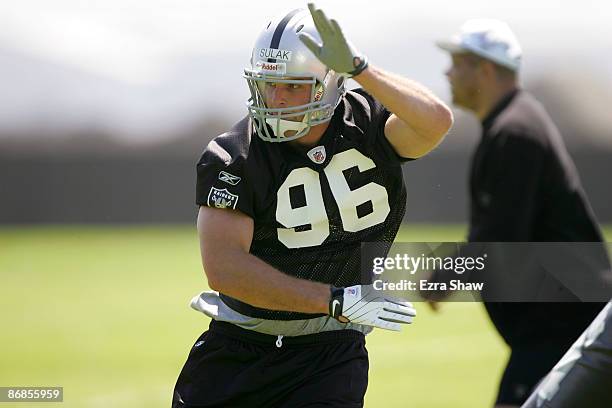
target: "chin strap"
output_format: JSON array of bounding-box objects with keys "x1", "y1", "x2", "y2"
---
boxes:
[{"x1": 265, "y1": 117, "x2": 308, "y2": 139}]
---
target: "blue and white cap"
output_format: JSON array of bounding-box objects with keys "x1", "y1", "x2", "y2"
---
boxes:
[{"x1": 437, "y1": 19, "x2": 522, "y2": 71}]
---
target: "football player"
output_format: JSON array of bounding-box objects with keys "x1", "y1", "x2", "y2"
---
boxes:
[{"x1": 172, "y1": 4, "x2": 452, "y2": 407}]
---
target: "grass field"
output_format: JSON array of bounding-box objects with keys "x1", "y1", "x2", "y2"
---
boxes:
[{"x1": 1, "y1": 225, "x2": 610, "y2": 408}]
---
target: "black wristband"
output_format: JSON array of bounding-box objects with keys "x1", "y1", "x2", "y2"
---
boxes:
[
  {"x1": 348, "y1": 55, "x2": 369, "y2": 77},
  {"x1": 329, "y1": 286, "x2": 345, "y2": 318}
]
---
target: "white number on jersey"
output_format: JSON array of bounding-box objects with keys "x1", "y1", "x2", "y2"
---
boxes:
[{"x1": 276, "y1": 148, "x2": 391, "y2": 248}]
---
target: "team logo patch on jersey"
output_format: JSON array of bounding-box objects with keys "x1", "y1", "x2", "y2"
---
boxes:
[
  {"x1": 218, "y1": 171, "x2": 241, "y2": 186},
  {"x1": 207, "y1": 188, "x2": 239, "y2": 209},
  {"x1": 307, "y1": 146, "x2": 327, "y2": 164}
]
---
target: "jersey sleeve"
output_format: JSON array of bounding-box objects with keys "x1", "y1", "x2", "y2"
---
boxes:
[
  {"x1": 195, "y1": 135, "x2": 255, "y2": 218},
  {"x1": 348, "y1": 89, "x2": 416, "y2": 164}
]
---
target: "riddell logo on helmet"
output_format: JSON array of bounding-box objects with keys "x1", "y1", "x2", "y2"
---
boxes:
[
  {"x1": 259, "y1": 48, "x2": 292, "y2": 61},
  {"x1": 260, "y1": 63, "x2": 279, "y2": 71},
  {"x1": 255, "y1": 61, "x2": 287, "y2": 74}
]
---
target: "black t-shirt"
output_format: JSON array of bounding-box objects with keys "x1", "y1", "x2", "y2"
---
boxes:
[
  {"x1": 469, "y1": 89, "x2": 603, "y2": 243},
  {"x1": 195, "y1": 89, "x2": 412, "y2": 320},
  {"x1": 470, "y1": 89, "x2": 607, "y2": 346}
]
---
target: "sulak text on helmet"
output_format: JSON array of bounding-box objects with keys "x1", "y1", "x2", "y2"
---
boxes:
[{"x1": 259, "y1": 48, "x2": 293, "y2": 61}]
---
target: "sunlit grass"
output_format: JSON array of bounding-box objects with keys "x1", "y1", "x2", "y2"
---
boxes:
[{"x1": 0, "y1": 225, "x2": 610, "y2": 407}]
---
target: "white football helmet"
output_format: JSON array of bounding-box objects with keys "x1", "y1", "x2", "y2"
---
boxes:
[{"x1": 244, "y1": 8, "x2": 346, "y2": 142}]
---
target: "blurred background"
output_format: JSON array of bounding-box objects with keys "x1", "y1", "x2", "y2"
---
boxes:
[
  {"x1": 1, "y1": 0, "x2": 611, "y2": 224},
  {"x1": 0, "y1": 1, "x2": 610, "y2": 407}
]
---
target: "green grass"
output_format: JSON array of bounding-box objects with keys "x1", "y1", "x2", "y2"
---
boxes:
[{"x1": 0, "y1": 225, "x2": 610, "y2": 408}]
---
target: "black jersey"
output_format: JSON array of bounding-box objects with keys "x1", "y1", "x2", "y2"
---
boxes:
[{"x1": 195, "y1": 89, "x2": 413, "y2": 320}]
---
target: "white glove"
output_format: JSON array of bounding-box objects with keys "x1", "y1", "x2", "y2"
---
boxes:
[{"x1": 329, "y1": 285, "x2": 416, "y2": 331}]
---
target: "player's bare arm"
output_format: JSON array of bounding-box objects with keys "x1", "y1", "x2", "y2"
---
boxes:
[
  {"x1": 355, "y1": 66, "x2": 453, "y2": 158},
  {"x1": 299, "y1": 3, "x2": 452, "y2": 159},
  {"x1": 197, "y1": 205, "x2": 330, "y2": 314},
  {"x1": 198, "y1": 205, "x2": 415, "y2": 330}
]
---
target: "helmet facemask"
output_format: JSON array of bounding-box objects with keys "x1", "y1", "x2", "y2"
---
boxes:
[{"x1": 244, "y1": 70, "x2": 336, "y2": 142}]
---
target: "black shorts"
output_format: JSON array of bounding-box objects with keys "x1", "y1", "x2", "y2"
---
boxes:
[
  {"x1": 496, "y1": 345, "x2": 570, "y2": 405},
  {"x1": 172, "y1": 320, "x2": 369, "y2": 408}
]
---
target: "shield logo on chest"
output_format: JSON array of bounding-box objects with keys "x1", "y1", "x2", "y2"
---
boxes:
[{"x1": 306, "y1": 146, "x2": 327, "y2": 164}]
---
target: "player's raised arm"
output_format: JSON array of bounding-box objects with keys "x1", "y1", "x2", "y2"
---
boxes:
[
  {"x1": 299, "y1": 3, "x2": 453, "y2": 159},
  {"x1": 357, "y1": 67, "x2": 453, "y2": 158}
]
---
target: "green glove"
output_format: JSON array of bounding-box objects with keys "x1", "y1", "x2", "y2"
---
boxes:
[{"x1": 299, "y1": 3, "x2": 369, "y2": 77}]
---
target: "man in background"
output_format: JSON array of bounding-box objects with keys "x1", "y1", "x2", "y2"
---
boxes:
[{"x1": 436, "y1": 19, "x2": 606, "y2": 407}]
